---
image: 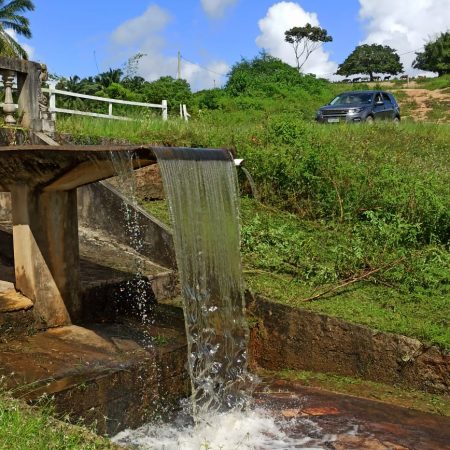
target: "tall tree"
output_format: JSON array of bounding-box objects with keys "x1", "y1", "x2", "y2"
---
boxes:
[
  {"x1": 413, "y1": 31, "x2": 450, "y2": 76},
  {"x1": 0, "y1": 0, "x2": 34, "y2": 59},
  {"x1": 336, "y1": 44, "x2": 403, "y2": 81},
  {"x1": 94, "y1": 68, "x2": 123, "y2": 88},
  {"x1": 284, "y1": 23, "x2": 333, "y2": 72}
]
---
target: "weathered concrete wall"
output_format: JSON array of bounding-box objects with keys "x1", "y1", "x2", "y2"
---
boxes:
[
  {"x1": 11, "y1": 186, "x2": 78, "y2": 327},
  {"x1": 248, "y1": 295, "x2": 450, "y2": 395},
  {"x1": 77, "y1": 181, "x2": 175, "y2": 269},
  {"x1": 0, "y1": 182, "x2": 176, "y2": 269},
  {"x1": 0, "y1": 57, "x2": 43, "y2": 131},
  {"x1": 0, "y1": 193, "x2": 11, "y2": 221}
]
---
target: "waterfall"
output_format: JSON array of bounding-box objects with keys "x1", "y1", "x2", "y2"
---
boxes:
[
  {"x1": 112, "y1": 148, "x2": 324, "y2": 450},
  {"x1": 108, "y1": 151, "x2": 152, "y2": 326},
  {"x1": 154, "y1": 147, "x2": 251, "y2": 416}
]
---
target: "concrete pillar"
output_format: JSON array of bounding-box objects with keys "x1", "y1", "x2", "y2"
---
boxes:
[
  {"x1": 16, "y1": 65, "x2": 42, "y2": 131},
  {"x1": 11, "y1": 185, "x2": 80, "y2": 327}
]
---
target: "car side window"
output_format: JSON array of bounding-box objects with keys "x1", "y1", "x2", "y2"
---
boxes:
[
  {"x1": 374, "y1": 93, "x2": 383, "y2": 103},
  {"x1": 382, "y1": 93, "x2": 392, "y2": 104}
]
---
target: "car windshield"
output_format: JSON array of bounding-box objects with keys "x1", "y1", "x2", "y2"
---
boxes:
[{"x1": 330, "y1": 93, "x2": 373, "y2": 106}]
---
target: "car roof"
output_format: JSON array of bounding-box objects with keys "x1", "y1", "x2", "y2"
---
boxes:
[{"x1": 338, "y1": 90, "x2": 380, "y2": 95}]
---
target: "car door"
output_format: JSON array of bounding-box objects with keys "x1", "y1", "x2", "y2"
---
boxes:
[
  {"x1": 372, "y1": 93, "x2": 385, "y2": 120},
  {"x1": 382, "y1": 93, "x2": 395, "y2": 120}
]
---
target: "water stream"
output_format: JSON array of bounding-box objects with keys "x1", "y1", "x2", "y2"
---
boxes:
[
  {"x1": 108, "y1": 150, "x2": 153, "y2": 327},
  {"x1": 154, "y1": 147, "x2": 252, "y2": 415},
  {"x1": 112, "y1": 148, "x2": 328, "y2": 449}
]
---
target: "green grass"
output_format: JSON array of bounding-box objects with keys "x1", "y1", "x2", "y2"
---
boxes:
[
  {"x1": 261, "y1": 368, "x2": 450, "y2": 417},
  {"x1": 60, "y1": 87, "x2": 450, "y2": 349},
  {"x1": 415, "y1": 74, "x2": 450, "y2": 90},
  {"x1": 0, "y1": 392, "x2": 115, "y2": 450},
  {"x1": 144, "y1": 198, "x2": 450, "y2": 350},
  {"x1": 426, "y1": 98, "x2": 450, "y2": 122}
]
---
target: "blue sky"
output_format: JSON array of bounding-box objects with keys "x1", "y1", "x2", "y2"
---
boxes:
[{"x1": 22, "y1": 1, "x2": 449, "y2": 90}]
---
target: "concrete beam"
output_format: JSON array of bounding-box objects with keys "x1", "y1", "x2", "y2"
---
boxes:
[{"x1": 11, "y1": 185, "x2": 80, "y2": 327}]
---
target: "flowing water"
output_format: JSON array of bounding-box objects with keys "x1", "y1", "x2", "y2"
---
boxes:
[
  {"x1": 109, "y1": 151, "x2": 153, "y2": 327},
  {"x1": 112, "y1": 148, "x2": 328, "y2": 449},
  {"x1": 154, "y1": 147, "x2": 251, "y2": 415}
]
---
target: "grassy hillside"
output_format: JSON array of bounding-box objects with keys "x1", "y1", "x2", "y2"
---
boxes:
[{"x1": 57, "y1": 71, "x2": 450, "y2": 349}]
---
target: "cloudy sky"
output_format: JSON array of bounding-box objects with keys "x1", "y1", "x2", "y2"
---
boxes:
[{"x1": 25, "y1": 0, "x2": 449, "y2": 90}]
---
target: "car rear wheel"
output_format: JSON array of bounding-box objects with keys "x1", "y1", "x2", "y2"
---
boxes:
[
  {"x1": 365, "y1": 115, "x2": 374, "y2": 124},
  {"x1": 393, "y1": 116, "x2": 400, "y2": 124}
]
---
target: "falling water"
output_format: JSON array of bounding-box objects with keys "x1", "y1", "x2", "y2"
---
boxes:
[
  {"x1": 108, "y1": 150, "x2": 153, "y2": 327},
  {"x1": 154, "y1": 147, "x2": 251, "y2": 415},
  {"x1": 112, "y1": 148, "x2": 328, "y2": 449}
]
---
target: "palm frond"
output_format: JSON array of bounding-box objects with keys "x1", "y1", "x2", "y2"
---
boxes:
[
  {"x1": 1, "y1": 16, "x2": 31, "y2": 37},
  {"x1": 0, "y1": 28, "x2": 28, "y2": 58},
  {"x1": 0, "y1": 0, "x2": 34, "y2": 17}
]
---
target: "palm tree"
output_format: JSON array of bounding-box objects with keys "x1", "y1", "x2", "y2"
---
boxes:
[{"x1": 0, "y1": 0, "x2": 35, "y2": 59}]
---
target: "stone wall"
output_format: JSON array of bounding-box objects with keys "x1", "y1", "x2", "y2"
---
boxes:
[{"x1": 248, "y1": 295, "x2": 450, "y2": 394}]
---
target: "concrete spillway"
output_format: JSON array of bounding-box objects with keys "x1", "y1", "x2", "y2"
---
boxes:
[{"x1": 0, "y1": 144, "x2": 158, "y2": 328}]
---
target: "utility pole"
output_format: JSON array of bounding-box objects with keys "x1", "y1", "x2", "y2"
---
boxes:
[{"x1": 177, "y1": 51, "x2": 181, "y2": 80}]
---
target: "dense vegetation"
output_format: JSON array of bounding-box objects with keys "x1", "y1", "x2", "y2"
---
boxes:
[
  {"x1": 58, "y1": 67, "x2": 450, "y2": 348},
  {"x1": 413, "y1": 31, "x2": 450, "y2": 76}
]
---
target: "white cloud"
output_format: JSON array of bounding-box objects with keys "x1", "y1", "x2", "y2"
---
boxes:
[
  {"x1": 5, "y1": 29, "x2": 34, "y2": 59},
  {"x1": 200, "y1": 0, "x2": 238, "y2": 19},
  {"x1": 109, "y1": 4, "x2": 229, "y2": 91},
  {"x1": 256, "y1": 2, "x2": 337, "y2": 77},
  {"x1": 111, "y1": 4, "x2": 171, "y2": 46},
  {"x1": 359, "y1": 0, "x2": 450, "y2": 75}
]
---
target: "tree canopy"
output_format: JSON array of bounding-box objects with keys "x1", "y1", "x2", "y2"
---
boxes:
[
  {"x1": 0, "y1": 0, "x2": 34, "y2": 59},
  {"x1": 284, "y1": 23, "x2": 332, "y2": 72},
  {"x1": 225, "y1": 52, "x2": 316, "y2": 97},
  {"x1": 413, "y1": 31, "x2": 450, "y2": 76},
  {"x1": 336, "y1": 44, "x2": 403, "y2": 81}
]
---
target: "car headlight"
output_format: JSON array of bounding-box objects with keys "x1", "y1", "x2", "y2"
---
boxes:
[
  {"x1": 316, "y1": 110, "x2": 323, "y2": 117},
  {"x1": 347, "y1": 108, "x2": 363, "y2": 115}
]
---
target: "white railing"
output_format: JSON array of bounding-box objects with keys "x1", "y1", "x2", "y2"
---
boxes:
[
  {"x1": 41, "y1": 88, "x2": 168, "y2": 122},
  {"x1": 179, "y1": 103, "x2": 191, "y2": 122}
]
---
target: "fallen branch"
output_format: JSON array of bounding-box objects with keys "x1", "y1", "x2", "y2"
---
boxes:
[{"x1": 301, "y1": 256, "x2": 405, "y2": 302}]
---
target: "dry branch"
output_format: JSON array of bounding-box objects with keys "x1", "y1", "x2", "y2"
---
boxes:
[{"x1": 301, "y1": 256, "x2": 405, "y2": 302}]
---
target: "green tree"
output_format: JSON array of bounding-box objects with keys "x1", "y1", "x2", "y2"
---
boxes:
[
  {"x1": 143, "y1": 76, "x2": 192, "y2": 110},
  {"x1": 284, "y1": 23, "x2": 332, "y2": 72},
  {"x1": 336, "y1": 44, "x2": 403, "y2": 81},
  {"x1": 94, "y1": 68, "x2": 123, "y2": 88},
  {"x1": 0, "y1": 0, "x2": 34, "y2": 59},
  {"x1": 225, "y1": 51, "x2": 329, "y2": 101},
  {"x1": 225, "y1": 52, "x2": 302, "y2": 96},
  {"x1": 413, "y1": 31, "x2": 450, "y2": 76}
]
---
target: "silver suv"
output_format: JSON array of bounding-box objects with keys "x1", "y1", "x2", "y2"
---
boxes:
[{"x1": 316, "y1": 90, "x2": 401, "y2": 124}]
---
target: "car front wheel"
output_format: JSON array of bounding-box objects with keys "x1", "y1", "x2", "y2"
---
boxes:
[{"x1": 365, "y1": 115, "x2": 374, "y2": 124}]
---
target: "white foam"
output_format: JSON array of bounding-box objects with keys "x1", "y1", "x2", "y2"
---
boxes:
[{"x1": 112, "y1": 408, "x2": 326, "y2": 450}]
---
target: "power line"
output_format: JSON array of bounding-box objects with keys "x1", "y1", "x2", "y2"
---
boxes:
[{"x1": 180, "y1": 55, "x2": 228, "y2": 77}]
